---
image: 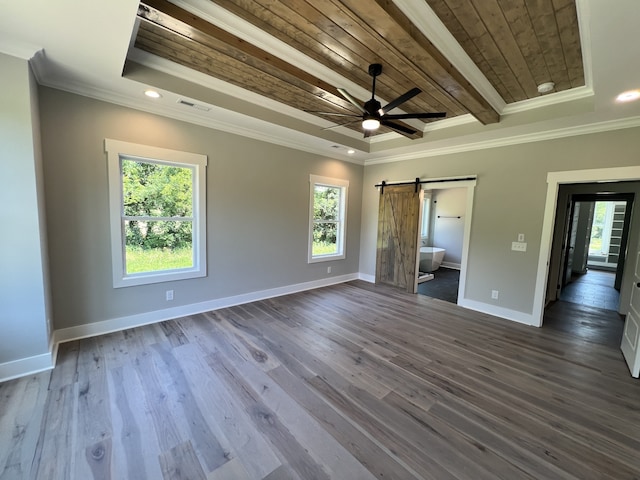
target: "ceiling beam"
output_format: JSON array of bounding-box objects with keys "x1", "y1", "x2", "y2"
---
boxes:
[
  {"x1": 361, "y1": 0, "x2": 501, "y2": 125},
  {"x1": 137, "y1": 0, "x2": 423, "y2": 139}
]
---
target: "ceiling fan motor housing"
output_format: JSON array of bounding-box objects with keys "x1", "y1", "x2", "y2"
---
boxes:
[
  {"x1": 368, "y1": 63, "x2": 383, "y2": 77},
  {"x1": 364, "y1": 98, "x2": 382, "y2": 116}
]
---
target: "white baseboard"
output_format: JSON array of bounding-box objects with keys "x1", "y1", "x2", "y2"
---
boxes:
[
  {"x1": 0, "y1": 351, "x2": 54, "y2": 383},
  {"x1": 3, "y1": 272, "x2": 539, "y2": 383},
  {"x1": 441, "y1": 262, "x2": 461, "y2": 270},
  {"x1": 457, "y1": 298, "x2": 539, "y2": 327},
  {"x1": 54, "y1": 273, "x2": 360, "y2": 345},
  {"x1": 358, "y1": 273, "x2": 376, "y2": 283}
]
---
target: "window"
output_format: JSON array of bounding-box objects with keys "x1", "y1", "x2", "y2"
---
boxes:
[
  {"x1": 421, "y1": 190, "x2": 433, "y2": 240},
  {"x1": 105, "y1": 139, "x2": 207, "y2": 287},
  {"x1": 308, "y1": 175, "x2": 348, "y2": 262}
]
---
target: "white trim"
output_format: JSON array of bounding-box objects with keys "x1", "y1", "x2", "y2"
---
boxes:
[
  {"x1": 458, "y1": 299, "x2": 538, "y2": 327},
  {"x1": 358, "y1": 273, "x2": 376, "y2": 283},
  {"x1": 391, "y1": 0, "x2": 505, "y2": 113},
  {"x1": 5, "y1": 273, "x2": 358, "y2": 381},
  {"x1": 39, "y1": 70, "x2": 368, "y2": 166},
  {"x1": 0, "y1": 37, "x2": 42, "y2": 60},
  {"x1": 53, "y1": 273, "x2": 359, "y2": 345},
  {"x1": 418, "y1": 177, "x2": 477, "y2": 305},
  {"x1": 575, "y1": 0, "x2": 594, "y2": 90},
  {"x1": 440, "y1": 262, "x2": 461, "y2": 270},
  {"x1": 501, "y1": 86, "x2": 594, "y2": 115},
  {"x1": 0, "y1": 351, "x2": 54, "y2": 383},
  {"x1": 365, "y1": 116, "x2": 640, "y2": 166},
  {"x1": 104, "y1": 139, "x2": 208, "y2": 288},
  {"x1": 308, "y1": 175, "x2": 349, "y2": 263},
  {"x1": 533, "y1": 166, "x2": 640, "y2": 327}
]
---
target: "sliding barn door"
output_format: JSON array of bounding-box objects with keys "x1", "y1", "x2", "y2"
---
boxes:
[{"x1": 376, "y1": 184, "x2": 422, "y2": 293}]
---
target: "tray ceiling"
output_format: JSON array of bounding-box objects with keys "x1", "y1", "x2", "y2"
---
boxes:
[{"x1": 131, "y1": 0, "x2": 584, "y2": 140}]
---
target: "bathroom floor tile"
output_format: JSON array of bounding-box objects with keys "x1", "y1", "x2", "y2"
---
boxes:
[{"x1": 417, "y1": 267, "x2": 459, "y2": 304}]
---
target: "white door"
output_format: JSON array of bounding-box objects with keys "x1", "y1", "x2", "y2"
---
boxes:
[{"x1": 621, "y1": 250, "x2": 640, "y2": 378}]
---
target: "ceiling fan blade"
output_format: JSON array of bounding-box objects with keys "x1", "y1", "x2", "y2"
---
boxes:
[
  {"x1": 337, "y1": 88, "x2": 367, "y2": 114},
  {"x1": 380, "y1": 88, "x2": 421, "y2": 114},
  {"x1": 383, "y1": 112, "x2": 447, "y2": 120},
  {"x1": 381, "y1": 119, "x2": 418, "y2": 136},
  {"x1": 322, "y1": 120, "x2": 360, "y2": 130},
  {"x1": 305, "y1": 111, "x2": 361, "y2": 118}
]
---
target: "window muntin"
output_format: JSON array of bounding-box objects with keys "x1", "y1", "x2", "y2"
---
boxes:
[
  {"x1": 105, "y1": 139, "x2": 207, "y2": 287},
  {"x1": 309, "y1": 175, "x2": 348, "y2": 262}
]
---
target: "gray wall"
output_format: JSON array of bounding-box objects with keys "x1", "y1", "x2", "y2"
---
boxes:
[
  {"x1": 360, "y1": 127, "x2": 640, "y2": 316},
  {"x1": 39, "y1": 87, "x2": 363, "y2": 330},
  {"x1": 0, "y1": 53, "x2": 51, "y2": 364}
]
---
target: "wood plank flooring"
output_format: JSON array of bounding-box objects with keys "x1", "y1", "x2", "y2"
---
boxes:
[{"x1": 2, "y1": 280, "x2": 640, "y2": 479}]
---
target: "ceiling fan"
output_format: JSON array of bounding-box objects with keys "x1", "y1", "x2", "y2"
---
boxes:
[{"x1": 311, "y1": 63, "x2": 446, "y2": 138}]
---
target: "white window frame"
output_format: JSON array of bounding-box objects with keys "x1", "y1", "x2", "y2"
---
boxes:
[
  {"x1": 308, "y1": 174, "x2": 348, "y2": 263},
  {"x1": 105, "y1": 139, "x2": 207, "y2": 288},
  {"x1": 421, "y1": 190, "x2": 433, "y2": 240}
]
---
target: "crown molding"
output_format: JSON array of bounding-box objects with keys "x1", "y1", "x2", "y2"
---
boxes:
[
  {"x1": 365, "y1": 115, "x2": 640, "y2": 165},
  {"x1": 502, "y1": 85, "x2": 594, "y2": 115},
  {"x1": 0, "y1": 36, "x2": 42, "y2": 60},
  {"x1": 38, "y1": 75, "x2": 367, "y2": 165}
]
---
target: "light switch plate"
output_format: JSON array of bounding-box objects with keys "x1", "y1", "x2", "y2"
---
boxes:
[
  {"x1": 512, "y1": 241, "x2": 527, "y2": 252},
  {"x1": 517, "y1": 233, "x2": 525, "y2": 242}
]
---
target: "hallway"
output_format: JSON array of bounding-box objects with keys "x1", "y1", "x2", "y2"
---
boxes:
[{"x1": 560, "y1": 269, "x2": 620, "y2": 311}]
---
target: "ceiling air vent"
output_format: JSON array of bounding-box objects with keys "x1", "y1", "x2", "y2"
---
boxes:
[{"x1": 177, "y1": 99, "x2": 210, "y2": 112}]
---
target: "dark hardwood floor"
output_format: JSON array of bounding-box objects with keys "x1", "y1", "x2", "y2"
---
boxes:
[
  {"x1": 560, "y1": 269, "x2": 620, "y2": 311},
  {"x1": 2, "y1": 281, "x2": 639, "y2": 479}
]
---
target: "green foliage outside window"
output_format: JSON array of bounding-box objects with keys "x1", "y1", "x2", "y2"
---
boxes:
[
  {"x1": 313, "y1": 185, "x2": 340, "y2": 255},
  {"x1": 588, "y1": 201, "x2": 608, "y2": 254},
  {"x1": 122, "y1": 159, "x2": 194, "y2": 272}
]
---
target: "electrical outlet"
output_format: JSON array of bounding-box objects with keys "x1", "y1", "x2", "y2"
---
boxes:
[
  {"x1": 327, "y1": 266, "x2": 332, "y2": 274},
  {"x1": 166, "y1": 290, "x2": 174, "y2": 301},
  {"x1": 491, "y1": 290, "x2": 499, "y2": 300},
  {"x1": 511, "y1": 241, "x2": 527, "y2": 252}
]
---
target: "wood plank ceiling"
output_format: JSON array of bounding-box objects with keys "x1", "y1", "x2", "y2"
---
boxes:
[{"x1": 133, "y1": 0, "x2": 584, "y2": 140}]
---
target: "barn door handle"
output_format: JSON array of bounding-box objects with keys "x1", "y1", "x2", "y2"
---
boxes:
[{"x1": 636, "y1": 282, "x2": 640, "y2": 288}]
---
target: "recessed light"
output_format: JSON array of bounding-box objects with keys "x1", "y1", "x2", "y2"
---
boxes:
[
  {"x1": 616, "y1": 90, "x2": 640, "y2": 102},
  {"x1": 537, "y1": 82, "x2": 555, "y2": 94},
  {"x1": 144, "y1": 89, "x2": 162, "y2": 99},
  {"x1": 347, "y1": 149, "x2": 355, "y2": 154}
]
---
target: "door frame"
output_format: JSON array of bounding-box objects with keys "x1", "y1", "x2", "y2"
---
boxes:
[
  {"x1": 561, "y1": 192, "x2": 635, "y2": 292},
  {"x1": 420, "y1": 178, "x2": 477, "y2": 305},
  {"x1": 534, "y1": 166, "x2": 640, "y2": 327}
]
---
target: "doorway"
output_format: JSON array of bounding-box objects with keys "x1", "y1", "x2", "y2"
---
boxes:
[
  {"x1": 555, "y1": 192, "x2": 634, "y2": 312},
  {"x1": 416, "y1": 186, "x2": 467, "y2": 304},
  {"x1": 373, "y1": 176, "x2": 477, "y2": 302},
  {"x1": 541, "y1": 183, "x2": 639, "y2": 355},
  {"x1": 534, "y1": 170, "x2": 640, "y2": 327},
  {"x1": 541, "y1": 181, "x2": 640, "y2": 360}
]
